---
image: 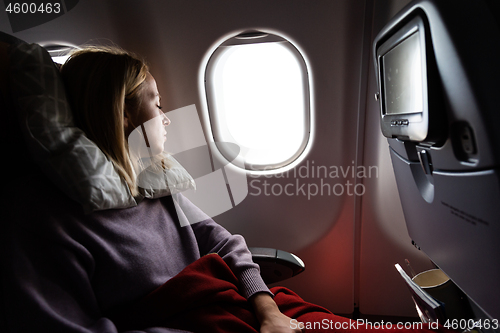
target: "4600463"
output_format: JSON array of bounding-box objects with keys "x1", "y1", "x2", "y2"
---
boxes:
[
  {"x1": 444, "y1": 318, "x2": 499, "y2": 331},
  {"x1": 5, "y1": 2, "x2": 61, "y2": 14}
]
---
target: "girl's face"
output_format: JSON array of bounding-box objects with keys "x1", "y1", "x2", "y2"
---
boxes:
[{"x1": 126, "y1": 72, "x2": 170, "y2": 156}]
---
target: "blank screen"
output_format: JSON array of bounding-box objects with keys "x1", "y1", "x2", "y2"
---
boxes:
[{"x1": 382, "y1": 31, "x2": 423, "y2": 115}]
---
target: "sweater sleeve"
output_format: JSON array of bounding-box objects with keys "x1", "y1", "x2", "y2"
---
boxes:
[
  {"x1": 170, "y1": 193, "x2": 272, "y2": 299},
  {"x1": 0, "y1": 214, "x2": 191, "y2": 333}
]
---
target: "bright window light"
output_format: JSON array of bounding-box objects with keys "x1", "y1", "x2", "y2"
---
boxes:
[
  {"x1": 51, "y1": 55, "x2": 71, "y2": 64},
  {"x1": 41, "y1": 43, "x2": 77, "y2": 65},
  {"x1": 205, "y1": 32, "x2": 310, "y2": 171}
]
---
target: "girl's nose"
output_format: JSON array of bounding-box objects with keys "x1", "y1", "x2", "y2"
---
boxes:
[{"x1": 162, "y1": 113, "x2": 171, "y2": 126}]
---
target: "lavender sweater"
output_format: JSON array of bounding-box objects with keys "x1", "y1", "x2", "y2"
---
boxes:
[{"x1": 1, "y1": 176, "x2": 270, "y2": 333}]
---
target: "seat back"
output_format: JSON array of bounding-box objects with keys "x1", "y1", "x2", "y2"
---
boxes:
[{"x1": 373, "y1": 0, "x2": 500, "y2": 320}]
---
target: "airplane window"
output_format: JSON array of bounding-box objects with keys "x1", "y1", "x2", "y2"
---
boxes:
[
  {"x1": 205, "y1": 31, "x2": 311, "y2": 171},
  {"x1": 41, "y1": 43, "x2": 78, "y2": 64}
]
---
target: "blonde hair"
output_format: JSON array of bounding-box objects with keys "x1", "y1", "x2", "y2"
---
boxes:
[{"x1": 61, "y1": 46, "x2": 149, "y2": 197}]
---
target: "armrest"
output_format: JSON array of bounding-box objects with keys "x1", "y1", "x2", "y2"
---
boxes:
[{"x1": 249, "y1": 247, "x2": 305, "y2": 284}]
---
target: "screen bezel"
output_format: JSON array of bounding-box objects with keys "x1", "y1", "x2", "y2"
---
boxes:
[{"x1": 376, "y1": 15, "x2": 429, "y2": 142}]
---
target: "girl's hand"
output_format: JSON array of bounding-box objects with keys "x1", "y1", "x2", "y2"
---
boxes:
[
  {"x1": 259, "y1": 310, "x2": 302, "y2": 333},
  {"x1": 250, "y1": 292, "x2": 303, "y2": 333}
]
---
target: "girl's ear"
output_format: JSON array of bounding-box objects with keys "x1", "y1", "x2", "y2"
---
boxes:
[{"x1": 123, "y1": 108, "x2": 133, "y2": 137}]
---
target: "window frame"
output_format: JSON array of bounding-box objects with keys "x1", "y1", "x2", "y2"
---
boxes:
[
  {"x1": 40, "y1": 42, "x2": 79, "y2": 64},
  {"x1": 204, "y1": 31, "x2": 312, "y2": 172}
]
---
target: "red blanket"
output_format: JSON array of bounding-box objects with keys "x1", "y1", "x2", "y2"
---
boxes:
[{"x1": 113, "y1": 254, "x2": 454, "y2": 333}]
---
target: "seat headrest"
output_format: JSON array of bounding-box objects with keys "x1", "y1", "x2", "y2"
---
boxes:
[{"x1": 7, "y1": 40, "x2": 195, "y2": 213}]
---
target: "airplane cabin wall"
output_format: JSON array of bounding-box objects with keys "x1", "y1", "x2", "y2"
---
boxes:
[
  {"x1": 357, "y1": 0, "x2": 436, "y2": 317},
  {"x1": 0, "y1": 0, "x2": 433, "y2": 318}
]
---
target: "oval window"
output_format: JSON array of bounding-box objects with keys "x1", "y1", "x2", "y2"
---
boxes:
[
  {"x1": 205, "y1": 31, "x2": 311, "y2": 171},
  {"x1": 41, "y1": 42, "x2": 78, "y2": 64}
]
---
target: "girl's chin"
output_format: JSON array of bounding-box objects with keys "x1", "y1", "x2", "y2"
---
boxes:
[{"x1": 150, "y1": 146, "x2": 164, "y2": 156}]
